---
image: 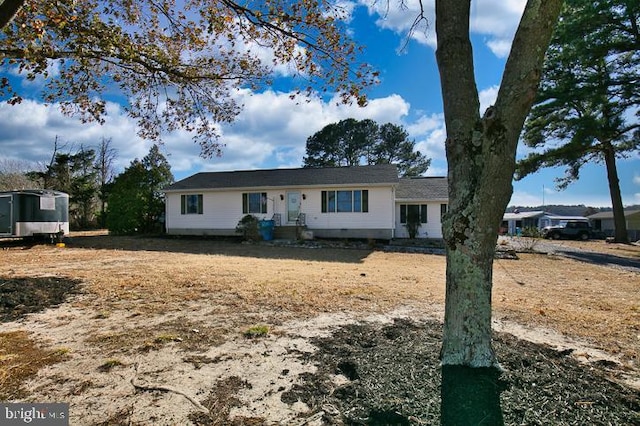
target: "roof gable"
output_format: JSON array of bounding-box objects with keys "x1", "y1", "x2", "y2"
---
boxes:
[{"x1": 163, "y1": 164, "x2": 399, "y2": 191}]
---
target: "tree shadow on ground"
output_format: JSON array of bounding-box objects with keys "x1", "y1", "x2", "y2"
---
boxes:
[
  {"x1": 53, "y1": 234, "x2": 375, "y2": 264},
  {"x1": 553, "y1": 250, "x2": 640, "y2": 273}
]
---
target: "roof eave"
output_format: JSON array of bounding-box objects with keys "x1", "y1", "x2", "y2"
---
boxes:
[{"x1": 163, "y1": 182, "x2": 398, "y2": 193}]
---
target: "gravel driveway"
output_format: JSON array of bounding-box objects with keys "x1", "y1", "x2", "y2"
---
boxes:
[{"x1": 500, "y1": 236, "x2": 640, "y2": 274}]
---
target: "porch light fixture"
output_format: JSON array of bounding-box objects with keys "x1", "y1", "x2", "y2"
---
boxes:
[
  {"x1": 302, "y1": 194, "x2": 306, "y2": 200},
  {"x1": 280, "y1": 194, "x2": 284, "y2": 200}
]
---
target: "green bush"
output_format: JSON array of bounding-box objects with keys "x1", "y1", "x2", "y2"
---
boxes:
[
  {"x1": 236, "y1": 215, "x2": 260, "y2": 241},
  {"x1": 405, "y1": 209, "x2": 422, "y2": 239},
  {"x1": 521, "y1": 227, "x2": 542, "y2": 238}
]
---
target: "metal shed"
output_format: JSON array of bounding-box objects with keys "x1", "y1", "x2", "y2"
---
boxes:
[{"x1": 0, "y1": 190, "x2": 69, "y2": 239}]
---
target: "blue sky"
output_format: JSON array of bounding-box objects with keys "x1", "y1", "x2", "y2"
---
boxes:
[{"x1": 0, "y1": 0, "x2": 638, "y2": 208}]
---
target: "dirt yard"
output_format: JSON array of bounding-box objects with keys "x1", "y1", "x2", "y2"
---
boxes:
[{"x1": 1, "y1": 232, "x2": 639, "y2": 425}]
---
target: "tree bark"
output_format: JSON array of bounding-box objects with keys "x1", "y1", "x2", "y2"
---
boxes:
[
  {"x1": 603, "y1": 141, "x2": 629, "y2": 243},
  {"x1": 436, "y1": 0, "x2": 563, "y2": 368},
  {"x1": 0, "y1": 0, "x2": 24, "y2": 30},
  {"x1": 435, "y1": 2, "x2": 563, "y2": 423}
]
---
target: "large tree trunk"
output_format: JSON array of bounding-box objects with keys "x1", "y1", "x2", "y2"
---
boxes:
[
  {"x1": 603, "y1": 141, "x2": 628, "y2": 243},
  {"x1": 435, "y1": 0, "x2": 563, "y2": 423}
]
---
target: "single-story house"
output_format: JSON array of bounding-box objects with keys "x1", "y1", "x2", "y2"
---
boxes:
[
  {"x1": 162, "y1": 164, "x2": 448, "y2": 240},
  {"x1": 587, "y1": 209, "x2": 640, "y2": 241},
  {"x1": 501, "y1": 210, "x2": 589, "y2": 235}
]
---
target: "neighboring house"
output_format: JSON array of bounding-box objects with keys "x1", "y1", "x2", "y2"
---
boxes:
[
  {"x1": 501, "y1": 210, "x2": 589, "y2": 235},
  {"x1": 587, "y1": 209, "x2": 640, "y2": 241},
  {"x1": 163, "y1": 164, "x2": 448, "y2": 240}
]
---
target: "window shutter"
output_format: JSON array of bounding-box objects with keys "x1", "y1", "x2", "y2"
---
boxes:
[
  {"x1": 421, "y1": 205, "x2": 428, "y2": 223},
  {"x1": 181, "y1": 195, "x2": 186, "y2": 214},
  {"x1": 321, "y1": 191, "x2": 327, "y2": 213},
  {"x1": 400, "y1": 205, "x2": 407, "y2": 224},
  {"x1": 198, "y1": 195, "x2": 203, "y2": 214},
  {"x1": 242, "y1": 193, "x2": 248, "y2": 214},
  {"x1": 261, "y1": 192, "x2": 267, "y2": 213},
  {"x1": 362, "y1": 190, "x2": 368, "y2": 213}
]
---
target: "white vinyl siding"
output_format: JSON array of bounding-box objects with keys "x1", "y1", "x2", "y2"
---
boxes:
[
  {"x1": 165, "y1": 186, "x2": 395, "y2": 237},
  {"x1": 395, "y1": 202, "x2": 445, "y2": 238}
]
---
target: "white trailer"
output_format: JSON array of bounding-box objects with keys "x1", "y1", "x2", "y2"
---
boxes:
[{"x1": 0, "y1": 190, "x2": 69, "y2": 240}]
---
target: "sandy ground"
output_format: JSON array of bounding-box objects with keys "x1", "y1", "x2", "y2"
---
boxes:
[{"x1": 1, "y1": 233, "x2": 638, "y2": 424}]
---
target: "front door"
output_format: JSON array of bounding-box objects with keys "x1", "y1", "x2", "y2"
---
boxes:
[
  {"x1": 0, "y1": 195, "x2": 11, "y2": 235},
  {"x1": 287, "y1": 191, "x2": 300, "y2": 223}
]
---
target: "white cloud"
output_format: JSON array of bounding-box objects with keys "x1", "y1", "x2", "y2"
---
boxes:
[
  {"x1": 479, "y1": 85, "x2": 499, "y2": 115},
  {"x1": 407, "y1": 113, "x2": 446, "y2": 162},
  {"x1": 471, "y1": 0, "x2": 525, "y2": 57},
  {"x1": 0, "y1": 88, "x2": 418, "y2": 181},
  {"x1": 359, "y1": 0, "x2": 525, "y2": 57},
  {"x1": 424, "y1": 165, "x2": 447, "y2": 177},
  {"x1": 633, "y1": 174, "x2": 640, "y2": 186},
  {"x1": 486, "y1": 39, "x2": 513, "y2": 58},
  {"x1": 360, "y1": 0, "x2": 436, "y2": 49},
  {"x1": 189, "y1": 90, "x2": 412, "y2": 173},
  {"x1": 0, "y1": 100, "x2": 156, "y2": 174}
]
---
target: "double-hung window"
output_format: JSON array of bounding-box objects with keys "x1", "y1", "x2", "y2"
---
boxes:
[
  {"x1": 400, "y1": 204, "x2": 427, "y2": 224},
  {"x1": 181, "y1": 194, "x2": 203, "y2": 214},
  {"x1": 321, "y1": 190, "x2": 368, "y2": 213},
  {"x1": 242, "y1": 192, "x2": 267, "y2": 214},
  {"x1": 440, "y1": 203, "x2": 448, "y2": 219}
]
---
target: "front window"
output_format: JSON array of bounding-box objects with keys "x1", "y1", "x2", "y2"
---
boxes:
[
  {"x1": 440, "y1": 203, "x2": 448, "y2": 219},
  {"x1": 400, "y1": 204, "x2": 427, "y2": 224},
  {"x1": 181, "y1": 194, "x2": 203, "y2": 214},
  {"x1": 242, "y1": 192, "x2": 267, "y2": 214},
  {"x1": 322, "y1": 190, "x2": 368, "y2": 213}
]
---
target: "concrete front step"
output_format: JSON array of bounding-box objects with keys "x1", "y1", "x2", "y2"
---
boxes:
[{"x1": 273, "y1": 226, "x2": 298, "y2": 240}]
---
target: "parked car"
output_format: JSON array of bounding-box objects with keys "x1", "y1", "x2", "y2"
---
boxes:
[{"x1": 541, "y1": 220, "x2": 592, "y2": 240}]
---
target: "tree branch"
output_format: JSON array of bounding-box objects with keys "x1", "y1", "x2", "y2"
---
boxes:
[
  {"x1": 494, "y1": 0, "x2": 564, "y2": 144},
  {"x1": 0, "y1": 0, "x2": 24, "y2": 30}
]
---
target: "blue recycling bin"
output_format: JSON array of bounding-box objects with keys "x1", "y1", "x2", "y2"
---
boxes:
[{"x1": 259, "y1": 219, "x2": 275, "y2": 241}]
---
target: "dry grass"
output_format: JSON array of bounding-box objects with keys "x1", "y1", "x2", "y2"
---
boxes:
[
  {"x1": 0, "y1": 331, "x2": 69, "y2": 400},
  {"x1": 0, "y1": 232, "x2": 638, "y2": 402}
]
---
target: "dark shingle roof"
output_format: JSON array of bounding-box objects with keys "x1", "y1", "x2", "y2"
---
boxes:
[
  {"x1": 396, "y1": 177, "x2": 448, "y2": 201},
  {"x1": 587, "y1": 209, "x2": 640, "y2": 219},
  {"x1": 163, "y1": 164, "x2": 399, "y2": 191}
]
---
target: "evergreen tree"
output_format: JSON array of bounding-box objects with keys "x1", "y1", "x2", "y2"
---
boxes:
[
  {"x1": 28, "y1": 145, "x2": 98, "y2": 229},
  {"x1": 303, "y1": 119, "x2": 430, "y2": 177},
  {"x1": 106, "y1": 145, "x2": 173, "y2": 235},
  {"x1": 517, "y1": 0, "x2": 640, "y2": 243}
]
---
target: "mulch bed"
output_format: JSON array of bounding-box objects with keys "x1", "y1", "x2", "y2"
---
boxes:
[
  {"x1": 0, "y1": 276, "x2": 82, "y2": 322},
  {"x1": 283, "y1": 318, "x2": 639, "y2": 425}
]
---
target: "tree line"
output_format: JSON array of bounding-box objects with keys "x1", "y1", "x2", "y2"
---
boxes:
[{"x1": 0, "y1": 139, "x2": 173, "y2": 235}]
